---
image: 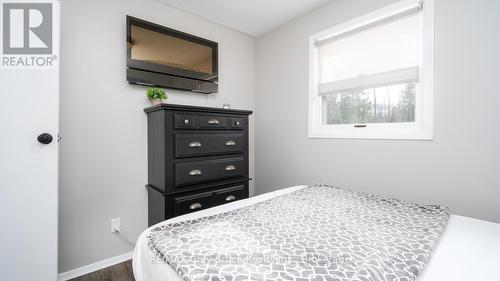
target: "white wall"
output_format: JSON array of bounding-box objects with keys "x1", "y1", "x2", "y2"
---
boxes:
[
  {"x1": 59, "y1": 0, "x2": 255, "y2": 272},
  {"x1": 255, "y1": 0, "x2": 500, "y2": 223}
]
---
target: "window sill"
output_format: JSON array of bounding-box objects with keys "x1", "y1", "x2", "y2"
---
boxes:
[{"x1": 307, "y1": 131, "x2": 434, "y2": 140}]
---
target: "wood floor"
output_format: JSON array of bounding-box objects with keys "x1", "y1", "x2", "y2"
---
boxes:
[{"x1": 69, "y1": 260, "x2": 135, "y2": 281}]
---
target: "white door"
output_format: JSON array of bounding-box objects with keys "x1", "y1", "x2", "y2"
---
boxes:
[{"x1": 0, "y1": 1, "x2": 59, "y2": 281}]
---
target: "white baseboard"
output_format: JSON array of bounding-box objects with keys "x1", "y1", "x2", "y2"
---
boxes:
[{"x1": 58, "y1": 251, "x2": 134, "y2": 281}]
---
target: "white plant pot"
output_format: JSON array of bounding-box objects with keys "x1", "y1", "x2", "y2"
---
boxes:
[{"x1": 151, "y1": 99, "x2": 165, "y2": 105}]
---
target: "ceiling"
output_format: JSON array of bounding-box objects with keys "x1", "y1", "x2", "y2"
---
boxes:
[{"x1": 159, "y1": 0, "x2": 333, "y2": 37}]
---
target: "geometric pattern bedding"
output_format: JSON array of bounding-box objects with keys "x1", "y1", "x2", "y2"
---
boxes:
[{"x1": 147, "y1": 184, "x2": 449, "y2": 281}]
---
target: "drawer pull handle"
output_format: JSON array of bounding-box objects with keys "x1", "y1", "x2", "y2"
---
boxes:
[
  {"x1": 189, "y1": 169, "x2": 202, "y2": 176},
  {"x1": 225, "y1": 195, "x2": 236, "y2": 202},
  {"x1": 189, "y1": 203, "x2": 202, "y2": 210},
  {"x1": 225, "y1": 140, "x2": 236, "y2": 146},
  {"x1": 189, "y1": 142, "x2": 202, "y2": 148},
  {"x1": 184, "y1": 119, "x2": 190, "y2": 125},
  {"x1": 225, "y1": 165, "x2": 236, "y2": 171},
  {"x1": 208, "y1": 119, "x2": 220, "y2": 125}
]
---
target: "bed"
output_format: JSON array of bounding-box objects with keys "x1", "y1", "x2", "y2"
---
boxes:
[{"x1": 133, "y1": 185, "x2": 500, "y2": 281}]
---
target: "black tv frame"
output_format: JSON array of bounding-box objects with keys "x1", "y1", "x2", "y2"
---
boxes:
[{"x1": 126, "y1": 16, "x2": 218, "y2": 93}]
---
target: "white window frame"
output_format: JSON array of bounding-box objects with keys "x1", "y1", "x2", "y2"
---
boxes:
[{"x1": 308, "y1": 0, "x2": 434, "y2": 140}]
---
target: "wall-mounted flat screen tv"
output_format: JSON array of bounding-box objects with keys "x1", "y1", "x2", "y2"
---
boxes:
[{"x1": 126, "y1": 16, "x2": 218, "y2": 94}]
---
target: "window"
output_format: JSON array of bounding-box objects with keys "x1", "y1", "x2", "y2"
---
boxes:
[{"x1": 308, "y1": 0, "x2": 434, "y2": 139}]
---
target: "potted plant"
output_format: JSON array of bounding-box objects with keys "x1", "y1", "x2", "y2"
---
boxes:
[{"x1": 146, "y1": 87, "x2": 167, "y2": 105}]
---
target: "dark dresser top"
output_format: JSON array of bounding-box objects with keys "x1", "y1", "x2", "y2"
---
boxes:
[{"x1": 144, "y1": 103, "x2": 253, "y2": 115}]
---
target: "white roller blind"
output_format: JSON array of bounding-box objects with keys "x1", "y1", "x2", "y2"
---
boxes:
[{"x1": 317, "y1": 10, "x2": 421, "y2": 95}]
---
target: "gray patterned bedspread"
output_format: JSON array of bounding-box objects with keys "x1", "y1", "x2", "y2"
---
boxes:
[{"x1": 147, "y1": 185, "x2": 449, "y2": 281}]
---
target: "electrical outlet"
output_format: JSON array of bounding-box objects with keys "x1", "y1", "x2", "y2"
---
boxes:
[{"x1": 111, "y1": 218, "x2": 120, "y2": 233}]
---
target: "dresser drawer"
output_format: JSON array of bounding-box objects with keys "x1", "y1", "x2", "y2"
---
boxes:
[
  {"x1": 173, "y1": 191, "x2": 213, "y2": 216},
  {"x1": 174, "y1": 133, "x2": 244, "y2": 158},
  {"x1": 146, "y1": 181, "x2": 250, "y2": 226},
  {"x1": 213, "y1": 185, "x2": 245, "y2": 204},
  {"x1": 198, "y1": 115, "x2": 228, "y2": 129},
  {"x1": 229, "y1": 117, "x2": 244, "y2": 130},
  {"x1": 175, "y1": 157, "x2": 243, "y2": 187},
  {"x1": 174, "y1": 113, "x2": 196, "y2": 129}
]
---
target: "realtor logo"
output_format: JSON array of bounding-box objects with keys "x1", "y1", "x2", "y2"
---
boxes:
[
  {"x1": 3, "y1": 3, "x2": 52, "y2": 54},
  {"x1": 1, "y1": 1, "x2": 57, "y2": 68}
]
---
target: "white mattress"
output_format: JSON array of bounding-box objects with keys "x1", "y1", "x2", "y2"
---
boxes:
[{"x1": 133, "y1": 185, "x2": 500, "y2": 281}]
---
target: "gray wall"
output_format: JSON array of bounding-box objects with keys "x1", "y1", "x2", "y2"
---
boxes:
[
  {"x1": 255, "y1": 0, "x2": 500, "y2": 223},
  {"x1": 60, "y1": 0, "x2": 500, "y2": 272},
  {"x1": 59, "y1": 0, "x2": 255, "y2": 272}
]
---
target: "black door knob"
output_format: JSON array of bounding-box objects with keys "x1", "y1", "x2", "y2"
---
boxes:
[{"x1": 37, "y1": 133, "x2": 53, "y2": 144}]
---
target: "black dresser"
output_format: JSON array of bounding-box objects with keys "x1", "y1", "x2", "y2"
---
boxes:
[{"x1": 144, "y1": 104, "x2": 253, "y2": 226}]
